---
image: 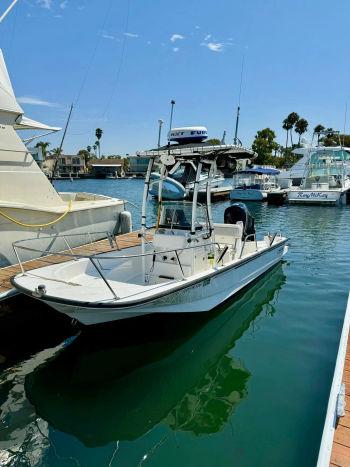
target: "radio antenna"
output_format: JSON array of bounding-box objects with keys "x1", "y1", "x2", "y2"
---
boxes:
[{"x1": 233, "y1": 55, "x2": 245, "y2": 146}]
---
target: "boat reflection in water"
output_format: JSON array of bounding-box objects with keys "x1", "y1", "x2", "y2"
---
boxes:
[{"x1": 25, "y1": 264, "x2": 286, "y2": 447}]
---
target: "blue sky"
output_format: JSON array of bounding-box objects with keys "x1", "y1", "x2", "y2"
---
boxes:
[{"x1": 2, "y1": 0, "x2": 350, "y2": 154}]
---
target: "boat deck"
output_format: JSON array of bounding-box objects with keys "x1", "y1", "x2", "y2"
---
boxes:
[
  {"x1": 330, "y1": 338, "x2": 350, "y2": 466},
  {"x1": 0, "y1": 231, "x2": 149, "y2": 301}
]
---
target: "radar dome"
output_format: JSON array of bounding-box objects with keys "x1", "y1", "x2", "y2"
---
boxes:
[{"x1": 168, "y1": 126, "x2": 208, "y2": 144}]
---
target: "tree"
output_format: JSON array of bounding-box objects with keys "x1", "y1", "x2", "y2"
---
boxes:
[
  {"x1": 87, "y1": 145, "x2": 92, "y2": 153},
  {"x1": 321, "y1": 128, "x2": 340, "y2": 147},
  {"x1": 314, "y1": 124, "x2": 325, "y2": 144},
  {"x1": 95, "y1": 128, "x2": 103, "y2": 157},
  {"x1": 51, "y1": 147, "x2": 63, "y2": 157},
  {"x1": 286, "y1": 112, "x2": 299, "y2": 146},
  {"x1": 295, "y1": 118, "x2": 308, "y2": 145},
  {"x1": 252, "y1": 128, "x2": 279, "y2": 165},
  {"x1": 35, "y1": 141, "x2": 50, "y2": 159},
  {"x1": 207, "y1": 138, "x2": 221, "y2": 145},
  {"x1": 93, "y1": 144, "x2": 97, "y2": 156},
  {"x1": 77, "y1": 149, "x2": 90, "y2": 168},
  {"x1": 282, "y1": 118, "x2": 293, "y2": 150}
]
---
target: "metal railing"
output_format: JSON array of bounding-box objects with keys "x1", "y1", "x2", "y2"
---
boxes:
[{"x1": 12, "y1": 230, "x2": 283, "y2": 302}]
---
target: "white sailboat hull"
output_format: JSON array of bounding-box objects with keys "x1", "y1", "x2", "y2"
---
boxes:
[{"x1": 14, "y1": 240, "x2": 288, "y2": 325}]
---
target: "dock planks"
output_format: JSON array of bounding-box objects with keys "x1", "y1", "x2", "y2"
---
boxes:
[
  {"x1": 330, "y1": 340, "x2": 350, "y2": 466},
  {"x1": 0, "y1": 231, "x2": 150, "y2": 300}
]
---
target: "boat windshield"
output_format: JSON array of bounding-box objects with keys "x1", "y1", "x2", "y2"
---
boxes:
[{"x1": 158, "y1": 201, "x2": 209, "y2": 231}]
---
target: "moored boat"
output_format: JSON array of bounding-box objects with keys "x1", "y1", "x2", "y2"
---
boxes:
[
  {"x1": 12, "y1": 148, "x2": 288, "y2": 325},
  {"x1": 0, "y1": 50, "x2": 130, "y2": 267},
  {"x1": 288, "y1": 147, "x2": 350, "y2": 205},
  {"x1": 230, "y1": 167, "x2": 282, "y2": 201}
]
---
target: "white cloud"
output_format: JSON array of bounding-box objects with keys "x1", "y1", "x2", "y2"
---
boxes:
[
  {"x1": 201, "y1": 42, "x2": 224, "y2": 52},
  {"x1": 60, "y1": 0, "x2": 68, "y2": 9},
  {"x1": 170, "y1": 34, "x2": 184, "y2": 43},
  {"x1": 37, "y1": 0, "x2": 52, "y2": 9},
  {"x1": 173, "y1": 47, "x2": 179, "y2": 52},
  {"x1": 124, "y1": 32, "x2": 138, "y2": 38},
  {"x1": 195, "y1": 25, "x2": 200, "y2": 29},
  {"x1": 102, "y1": 32, "x2": 115, "y2": 40},
  {"x1": 17, "y1": 96, "x2": 59, "y2": 107},
  {"x1": 204, "y1": 34, "x2": 211, "y2": 41}
]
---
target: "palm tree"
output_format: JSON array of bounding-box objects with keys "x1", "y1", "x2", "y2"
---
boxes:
[
  {"x1": 282, "y1": 118, "x2": 293, "y2": 150},
  {"x1": 286, "y1": 112, "x2": 299, "y2": 146},
  {"x1": 93, "y1": 144, "x2": 97, "y2": 156},
  {"x1": 35, "y1": 141, "x2": 50, "y2": 159},
  {"x1": 87, "y1": 145, "x2": 92, "y2": 153},
  {"x1": 51, "y1": 147, "x2": 63, "y2": 157},
  {"x1": 95, "y1": 128, "x2": 103, "y2": 157},
  {"x1": 295, "y1": 118, "x2": 309, "y2": 145},
  {"x1": 313, "y1": 124, "x2": 325, "y2": 144}
]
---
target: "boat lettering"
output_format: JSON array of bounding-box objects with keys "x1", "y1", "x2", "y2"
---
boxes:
[{"x1": 296, "y1": 192, "x2": 328, "y2": 199}]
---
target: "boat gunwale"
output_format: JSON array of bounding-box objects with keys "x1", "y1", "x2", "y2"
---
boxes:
[{"x1": 11, "y1": 238, "x2": 288, "y2": 309}]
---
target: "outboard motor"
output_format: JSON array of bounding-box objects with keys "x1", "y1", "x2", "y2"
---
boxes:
[{"x1": 224, "y1": 203, "x2": 255, "y2": 239}]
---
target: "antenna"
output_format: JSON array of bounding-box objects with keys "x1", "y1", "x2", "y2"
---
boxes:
[
  {"x1": 50, "y1": 104, "x2": 74, "y2": 183},
  {"x1": 168, "y1": 100, "x2": 175, "y2": 146},
  {"x1": 233, "y1": 55, "x2": 244, "y2": 146},
  {"x1": 0, "y1": 0, "x2": 19, "y2": 24}
]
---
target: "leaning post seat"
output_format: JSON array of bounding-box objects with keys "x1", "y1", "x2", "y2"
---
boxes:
[{"x1": 224, "y1": 203, "x2": 255, "y2": 239}]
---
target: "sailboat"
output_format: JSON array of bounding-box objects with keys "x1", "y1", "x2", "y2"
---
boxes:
[
  {"x1": 0, "y1": 50, "x2": 129, "y2": 268},
  {"x1": 12, "y1": 146, "x2": 288, "y2": 325}
]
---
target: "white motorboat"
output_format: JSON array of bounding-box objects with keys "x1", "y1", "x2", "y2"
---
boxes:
[
  {"x1": 288, "y1": 147, "x2": 350, "y2": 205},
  {"x1": 0, "y1": 50, "x2": 129, "y2": 268},
  {"x1": 230, "y1": 167, "x2": 282, "y2": 201},
  {"x1": 12, "y1": 148, "x2": 288, "y2": 325}
]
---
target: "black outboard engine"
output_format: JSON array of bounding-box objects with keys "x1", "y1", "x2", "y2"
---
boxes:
[{"x1": 224, "y1": 203, "x2": 255, "y2": 239}]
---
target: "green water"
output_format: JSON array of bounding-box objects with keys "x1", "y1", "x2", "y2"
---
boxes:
[{"x1": 0, "y1": 179, "x2": 349, "y2": 466}]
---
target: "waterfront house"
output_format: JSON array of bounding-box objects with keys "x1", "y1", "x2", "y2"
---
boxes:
[{"x1": 89, "y1": 159, "x2": 125, "y2": 178}]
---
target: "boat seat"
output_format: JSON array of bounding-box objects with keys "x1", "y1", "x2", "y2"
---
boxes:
[{"x1": 213, "y1": 223, "x2": 243, "y2": 245}]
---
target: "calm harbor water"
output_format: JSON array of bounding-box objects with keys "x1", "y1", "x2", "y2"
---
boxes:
[{"x1": 1, "y1": 178, "x2": 349, "y2": 466}]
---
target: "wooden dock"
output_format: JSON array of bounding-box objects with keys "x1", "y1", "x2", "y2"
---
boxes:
[
  {"x1": 0, "y1": 231, "x2": 147, "y2": 301},
  {"x1": 330, "y1": 339, "x2": 350, "y2": 466}
]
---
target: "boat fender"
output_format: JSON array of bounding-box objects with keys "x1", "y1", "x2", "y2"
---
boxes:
[{"x1": 119, "y1": 211, "x2": 132, "y2": 234}]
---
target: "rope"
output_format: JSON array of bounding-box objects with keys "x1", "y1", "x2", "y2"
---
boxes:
[{"x1": 0, "y1": 201, "x2": 72, "y2": 228}]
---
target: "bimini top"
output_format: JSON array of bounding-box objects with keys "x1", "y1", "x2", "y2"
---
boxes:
[{"x1": 235, "y1": 167, "x2": 280, "y2": 175}]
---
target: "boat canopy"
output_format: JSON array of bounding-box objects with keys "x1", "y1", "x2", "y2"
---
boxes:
[
  {"x1": 235, "y1": 167, "x2": 280, "y2": 175},
  {"x1": 0, "y1": 49, "x2": 23, "y2": 125}
]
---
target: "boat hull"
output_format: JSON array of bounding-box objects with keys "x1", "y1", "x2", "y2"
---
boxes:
[
  {"x1": 230, "y1": 188, "x2": 266, "y2": 201},
  {"x1": 31, "y1": 241, "x2": 288, "y2": 325},
  {"x1": 287, "y1": 189, "x2": 348, "y2": 205},
  {"x1": 0, "y1": 202, "x2": 124, "y2": 267}
]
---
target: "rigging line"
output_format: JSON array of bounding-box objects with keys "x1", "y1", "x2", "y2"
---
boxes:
[
  {"x1": 100, "y1": 0, "x2": 131, "y2": 119},
  {"x1": 73, "y1": 0, "x2": 114, "y2": 107},
  {"x1": 7, "y1": 0, "x2": 18, "y2": 58}
]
